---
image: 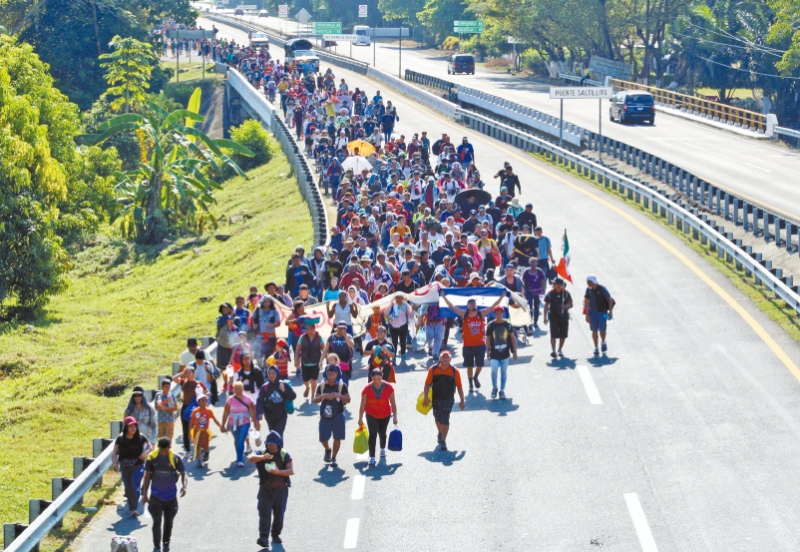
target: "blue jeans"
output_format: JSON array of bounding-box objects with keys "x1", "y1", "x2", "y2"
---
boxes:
[
  {"x1": 121, "y1": 463, "x2": 144, "y2": 512},
  {"x1": 526, "y1": 294, "x2": 541, "y2": 326},
  {"x1": 491, "y1": 358, "x2": 509, "y2": 391},
  {"x1": 233, "y1": 423, "x2": 250, "y2": 463}
]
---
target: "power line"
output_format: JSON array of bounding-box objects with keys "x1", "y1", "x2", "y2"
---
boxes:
[
  {"x1": 673, "y1": 31, "x2": 782, "y2": 58},
  {"x1": 697, "y1": 55, "x2": 800, "y2": 79}
]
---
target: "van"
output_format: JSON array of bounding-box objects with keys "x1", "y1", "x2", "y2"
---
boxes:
[
  {"x1": 215, "y1": 1, "x2": 224, "y2": 8},
  {"x1": 447, "y1": 54, "x2": 475, "y2": 75},
  {"x1": 353, "y1": 25, "x2": 371, "y2": 46},
  {"x1": 609, "y1": 91, "x2": 655, "y2": 125}
]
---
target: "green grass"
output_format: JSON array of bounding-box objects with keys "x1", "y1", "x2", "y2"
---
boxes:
[
  {"x1": 0, "y1": 155, "x2": 313, "y2": 534},
  {"x1": 693, "y1": 87, "x2": 760, "y2": 100},
  {"x1": 530, "y1": 150, "x2": 800, "y2": 343},
  {"x1": 163, "y1": 61, "x2": 224, "y2": 106}
]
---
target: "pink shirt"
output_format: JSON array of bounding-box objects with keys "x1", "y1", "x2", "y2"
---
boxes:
[{"x1": 226, "y1": 394, "x2": 253, "y2": 428}]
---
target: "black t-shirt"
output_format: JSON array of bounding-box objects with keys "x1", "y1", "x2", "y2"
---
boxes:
[
  {"x1": 316, "y1": 382, "x2": 349, "y2": 418},
  {"x1": 395, "y1": 280, "x2": 419, "y2": 294},
  {"x1": 487, "y1": 320, "x2": 514, "y2": 360},
  {"x1": 323, "y1": 260, "x2": 343, "y2": 286},
  {"x1": 255, "y1": 449, "x2": 293, "y2": 489},
  {"x1": 115, "y1": 434, "x2": 149, "y2": 465},
  {"x1": 545, "y1": 289, "x2": 572, "y2": 318}
]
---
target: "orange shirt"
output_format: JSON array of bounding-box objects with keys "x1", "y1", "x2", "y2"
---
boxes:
[
  {"x1": 462, "y1": 313, "x2": 486, "y2": 347},
  {"x1": 424, "y1": 364, "x2": 462, "y2": 387}
]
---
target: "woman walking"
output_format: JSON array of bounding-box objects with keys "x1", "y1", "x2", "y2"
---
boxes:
[
  {"x1": 383, "y1": 295, "x2": 413, "y2": 361},
  {"x1": 124, "y1": 386, "x2": 157, "y2": 445},
  {"x1": 257, "y1": 365, "x2": 296, "y2": 438},
  {"x1": 358, "y1": 368, "x2": 398, "y2": 466},
  {"x1": 112, "y1": 417, "x2": 152, "y2": 517},
  {"x1": 222, "y1": 382, "x2": 260, "y2": 467}
]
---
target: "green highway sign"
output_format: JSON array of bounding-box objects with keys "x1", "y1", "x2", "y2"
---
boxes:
[
  {"x1": 313, "y1": 22, "x2": 342, "y2": 34},
  {"x1": 453, "y1": 20, "x2": 484, "y2": 33}
]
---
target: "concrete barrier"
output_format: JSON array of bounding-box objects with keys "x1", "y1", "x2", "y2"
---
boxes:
[{"x1": 366, "y1": 66, "x2": 458, "y2": 119}]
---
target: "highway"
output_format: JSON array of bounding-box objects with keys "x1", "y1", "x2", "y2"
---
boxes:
[
  {"x1": 217, "y1": 10, "x2": 800, "y2": 225},
  {"x1": 73, "y1": 19, "x2": 800, "y2": 551}
]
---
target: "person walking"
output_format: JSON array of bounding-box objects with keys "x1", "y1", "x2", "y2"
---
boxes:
[
  {"x1": 257, "y1": 365, "x2": 296, "y2": 439},
  {"x1": 322, "y1": 322, "x2": 355, "y2": 384},
  {"x1": 294, "y1": 319, "x2": 325, "y2": 400},
  {"x1": 421, "y1": 350, "x2": 465, "y2": 451},
  {"x1": 584, "y1": 275, "x2": 615, "y2": 355},
  {"x1": 543, "y1": 278, "x2": 573, "y2": 358},
  {"x1": 522, "y1": 256, "x2": 547, "y2": 333},
  {"x1": 486, "y1": 305, "x2": 517, "y2": 399},
  {"x1": 439, "y1": 290, "x2": 505, "y2": 392},
  {"x1": 314, "y1": 365, "x2": 350, "y2": 468},
  {"x1": 189, "y1": 394, "x2": 224, "y2": 467},
  {"x1": 358, "y1": 368, "x2": 398, "y2": 466},
  {"x1": 112, "y1": 417, "x2": 152, "y2": 518},
  {"x1": 154, "y1": 378, "x2": 178, "y2": 440},
  {"x1": 141, "y1": 437, "x2": 187, "y2": 552},
  {"x1": 383, "y1": 294, "x2": 413, "y2": 361},
  {"x1": 125, "y1": 386, "x2": 158, "y2": 446},
  {"x1": 222, "y1": 381, "x2": 260, "y2": 467},
  {"x1": 249, "y1": 430, "x2": 293, "y2": 550},
  {"x1": 172, "y1": 366, "x2": 208, "y2": 457}
]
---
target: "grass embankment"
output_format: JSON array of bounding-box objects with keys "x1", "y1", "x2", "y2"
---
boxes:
[
  {"x1": 0, "y1": 156, "x2": 312, "y2": 542},
  {"x1": 531, "y1": 150, "x2": 800, "y2": 344},
  {"x1": 163, "y1": 60, "x2": 224, "y2": 105}
]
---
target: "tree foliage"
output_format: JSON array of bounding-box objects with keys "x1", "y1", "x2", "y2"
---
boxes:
[
  {"x1": 100, "y1": 35, "x2": 159, "y2": 113},
  {"x1": 229, "y1": 120, "x2": 276, "y2": 172}
]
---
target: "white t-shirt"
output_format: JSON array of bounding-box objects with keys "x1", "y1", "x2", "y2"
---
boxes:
[{"x1": 180, "y1": 349, "x2": 196, "y2": 367}]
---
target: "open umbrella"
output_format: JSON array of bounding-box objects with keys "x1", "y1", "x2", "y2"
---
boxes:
[
  {"x1": 347, "y1": 140, "x2": 375, "y2": 156},
  {"x1": 454, "y1": 189, "x2": 492, "y2": 209},
  {"x1": 341, "y1": 156, "x2": 374, "y2": 173}
]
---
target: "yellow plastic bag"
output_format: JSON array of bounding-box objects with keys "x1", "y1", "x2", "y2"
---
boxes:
[
  {"x1": 416, "y1": 388, "x2": 433, "y2": 416},
  {"x1": 353, "y1": 425, "x2": 369, "y2": 454}
]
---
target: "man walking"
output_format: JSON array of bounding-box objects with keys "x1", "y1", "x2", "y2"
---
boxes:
[
  {"x1": 249, "y1": 431, "x2": 294, "y2": 550},
  {"x1": 584, "y1": 275, "x2": 615, "y2": 355},
  {"x1": 486, "y1": 306, "x2": 517, "y2": 399},
  {"x1": 522, "y1": 257, "x2": 547, "y2": 333},
  {"x1": 422, "y1": 350, "x2": 465, "y2": 451},
  {"x1": 314, "y1": 365, "x2": 350, "y2": 468},
  {"x1": 543, "y1": 278, "x2": 573, "y2": 358},
  {"x1": 141, "y1": 437, "x2": 187, "y2": 552}
]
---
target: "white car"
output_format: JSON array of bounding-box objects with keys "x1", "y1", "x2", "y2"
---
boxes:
[
  {"x1": 250, "y1": 32, "x2": 270, "y2": 47},
  {"x1": 258, "y1": 9, "x2": 269, "y2": 17}
]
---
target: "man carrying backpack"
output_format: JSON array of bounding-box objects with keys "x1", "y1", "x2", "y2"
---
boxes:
[
  {"x1": 421, "y1": 350, "x2": 465, "y2": 452},
  {"x1": 249, "y1": 430, "x2": 294, "y2": 550},
  {"x1": 314, "y1": 365, "x2": 351, "y2": 468},
  {"x1": 141, "y1": 437, "x2": 187, "y2": 552},
  {"x1": 583, "y1": 275, "x2": 615, "y2": 355}
]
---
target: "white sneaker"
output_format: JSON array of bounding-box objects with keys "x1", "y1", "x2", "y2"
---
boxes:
[
  {"x1": 244, "y1": 446, "x2": 253, "y2": 455},
  {"x1": 380, "y1": 449, "x2": 386, "y2": 458},
  {"x1": 368, "y1": 457, "x2": 376, "y2": 465}
]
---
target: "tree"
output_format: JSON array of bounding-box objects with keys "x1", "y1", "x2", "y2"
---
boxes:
[
  {"x1": 83, "y1": 92, "x2": 254, "y2": 244},
  {"x1": 100, "y1": 35, "x2": 159, "y2": 113}
]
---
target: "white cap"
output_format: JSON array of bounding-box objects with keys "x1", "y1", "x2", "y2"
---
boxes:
[{"x1": 586, "y1": 274, "x2": 598, "y2": 285}]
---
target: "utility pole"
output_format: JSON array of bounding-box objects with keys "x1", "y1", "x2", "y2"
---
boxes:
[{"x1": 398, "y1": 27, "x2": 402, "y2": 79}]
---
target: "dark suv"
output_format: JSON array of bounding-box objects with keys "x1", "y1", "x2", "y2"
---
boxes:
[
  {"x1": 448, "y1": 54, "x2": 475, "y2": 75},
  {"x1": 609, "y1": 91, "x2": 655, "y2": 124}
]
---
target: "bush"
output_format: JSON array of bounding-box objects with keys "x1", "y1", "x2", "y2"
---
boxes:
[
  {"x1": 485, "y1": 57, "x2": 512, "y2": 68},
  {"x1": 441, "y1": 36, "x2": 460, "y2": 51},
  {"x1": 521, "y1": 48, "x2": 548, "y2": 75},
  {"x1": 229, "y1": 120, "x2": 276, "y2": 172}
]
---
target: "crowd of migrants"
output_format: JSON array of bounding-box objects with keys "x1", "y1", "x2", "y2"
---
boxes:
[{"x1": 113, "y1": 38, "x2": 616, "y2": 552}]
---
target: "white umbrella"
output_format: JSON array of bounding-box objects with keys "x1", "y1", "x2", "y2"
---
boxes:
[{"x1": 341, "y1": 156, "x2": 373, "y2": 173}]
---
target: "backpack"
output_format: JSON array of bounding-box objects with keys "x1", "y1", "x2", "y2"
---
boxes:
[
  {"x1": 593, "y1": 285, "x2": 611, "y2": 313},
  {"x1": 147, "y1": 448, "x2": 179, "y2": 471}
]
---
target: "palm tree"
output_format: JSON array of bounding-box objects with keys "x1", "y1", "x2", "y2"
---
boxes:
[{"x1": 83, "y1": 91, "x2": 253, "y2": 244}]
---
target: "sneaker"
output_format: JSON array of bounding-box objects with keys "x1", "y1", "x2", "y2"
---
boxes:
[
  {"x1": 130, "y1": 510, "x2": 139, "y2": 518},
  {"x1": 244, "y1": 446, "x2": 253, "y2": 455},
  {"x1": 400, "y1": 353, "x2": 406, "y2": 360},
  {"x1": 162, "y1": 543, "x2": 170, "y2": 552},
  {"x1": 440, "y1": 442, "x2": 448, "y2": 451},
  {"x1": 593, "y1": 348, "x2": 599, "y2": 356},
  {"x1": 196, "y1": 458, "x2": 203, "y2": 467},
  {"x1": 380, "y1": 449, "x2": 386, "y2": 458},
  {"x1": 491, "y1": 388, "x2": 498, "y2": 398},
  {"x1": 473, "y1": 374, "x2": 481, "y2": 388},
  {"x1": 526, "y1": 328, "x2": 533, "y2": 337},
  {"x1": 153, "y1": 548, "x2": 161, "y2": 552},
  {"x1": 550, "y1": 351, "x2": 558, "y2": 358},
  {"x1": 237, "y1": 461, "x2": 244, "y2": 467},
  {"x1": 330, "y1": 458, "x2": 338, "y2": 468},
  {"x1": 256, "y1": 537, "x2": 271, "y2": 548},
  {"x1": 368, "y1": 457, "x2": 376, "y2": 466},
  {"x1": 601, "y1": 342, "x2": 608, "y2": 353},
  {"x1": 272, "y1": 535, "x2": 283, "y2": 544},
  {"x1": 558, "y1": 350, "x2": 564, "y2": 357},
  {"x1": 499, "y1": 391, "x2": 506, "y2": 400},
  {"x1": 324, "y1": 449, "x2": 332, "y2": 463}
]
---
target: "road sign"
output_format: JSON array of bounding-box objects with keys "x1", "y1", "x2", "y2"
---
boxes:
[
  {"x1": 166, "y1": 29, "x2": 217, "y2": 39},
  {"x1": 278, "y1": 4, "x2": 288, "y2": 17},
  {"x1": 295, "y1": 8, "x2": 312, "y2": 24},
  {"x1": 453, "y1": 20, "x2": 483, "y2": 33},
  {"x1": 323, "y1": 34, "x2": 356, "y2": 41},
  {"x1": 358, "y1": 4, "x2": 368, "y2": 17},
  {"x1": 507, "y1": 36, "x2": 524, "y2": 44},
  {"x1": 549, "y1": 86, "x2": 614, "y2": 99},
  {"x1": 313, "y1": 22, "x2": 342, "y2": 34},
  {"x1": 588, "y1": 56, "x2": 631, "y2": 80},
  {"x1": 235, "y1": 4, "x2": 257, "y2": 9}
]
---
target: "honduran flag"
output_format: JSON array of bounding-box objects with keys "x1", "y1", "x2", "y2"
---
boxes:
[{"x1": 438, "y1": 287, "x2": 509, "y2": 319}]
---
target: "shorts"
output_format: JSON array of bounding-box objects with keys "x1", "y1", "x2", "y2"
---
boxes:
[
  {"x1": 462, "y1": 345, "x2": 486, "y2": 368},
  {"x1": 319, "y1": 413, "x2": 346, "y2": 441},
  {"x1": 549, "y1": 315, "x2": 569, "y2": 339},
  {"x1": 302, "y1": 364, "x2": 320, "y2": 382},
  {"x1": 588, "y1": 312, "x2": 607, "y2": 333},
  {"x1": 432, "y1": 398, "x2": 455, "y2": 426}
]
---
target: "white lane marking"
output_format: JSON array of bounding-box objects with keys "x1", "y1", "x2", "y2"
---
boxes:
[
  {"x1": 682, "y1": 143, "x2": 712, "y2": 153},
  {"x1": 351, "y1": 474, "x2": 366, "y2": 500},
  {"x1": 624, "y1": 493, "x2": 658, "y2": 552},
  {"x1": 577, "y1": 365, "x2": 602, "y2": 404},
  {"x1": 344, "y1": 517, "x2": 360, "y2": 549},
  {"x1": 743, "y1": 162, "x2": 772, "y2": 173}
]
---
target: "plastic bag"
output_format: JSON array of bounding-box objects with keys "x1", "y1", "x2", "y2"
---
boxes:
[
  {"x1": 416, "y1": 388, "x2": 432, "y2": 415},
  {"x1": 353, "y1": 425, "x2": 369, "y2": 454},
  {"x1": 414, "y1": 326, "x2": 426, "y2": 349},
  {"x1": 388, "y1": 428, "x2": 403, "y2": 451}
]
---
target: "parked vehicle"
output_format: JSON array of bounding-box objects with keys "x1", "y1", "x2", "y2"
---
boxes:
[
  {"x1": 258, "y1": 9, "x2": 269, "y2": 17},
  {"x1": 609, "y1": 91, "x2": 656, "y2": 125},
  {"x1": 353, "y1": 25, "x2": 371, "y2": 46},
  {"x1": 447, "y1": 54, "x2": 475, "y2": 75}
]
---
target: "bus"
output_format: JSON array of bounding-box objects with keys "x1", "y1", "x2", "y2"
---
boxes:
[{"x1": 353, "y1": 25, "x2": 371, "y2": 46}]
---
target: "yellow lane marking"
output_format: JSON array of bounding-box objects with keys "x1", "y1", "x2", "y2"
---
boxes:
[{"x1": 355, "y1": 70, "x2": 800, "y2": 383}]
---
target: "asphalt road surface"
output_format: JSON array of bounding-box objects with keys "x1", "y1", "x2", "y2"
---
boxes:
[
  {"x1": 217, "y1": 10, "x2": 800, "y2": 225},
  {"x1": 74, "y1": 19, "x2": 800, "y2": 551}
]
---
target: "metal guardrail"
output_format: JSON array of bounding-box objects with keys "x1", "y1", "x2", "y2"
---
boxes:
[
  {"x1": 558, "y1": 72, "x2": 603, "y2": 87},
  {"x1": 405, "y1": 69, "x2": 456, "y2": 96},
  {"x1": 458, "y1": 107, "x2": 800, "y2": 309},
  {"x1": 775, "y1": 126, "x2": 800, "y2": 141},
  {"x1": 608, "y1": 78, "x2": 769, "y2": 134}
]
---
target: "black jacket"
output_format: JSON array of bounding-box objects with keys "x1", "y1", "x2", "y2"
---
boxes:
[{"x1": 257, "y1": 379, "x2": 297, "y2": 420}]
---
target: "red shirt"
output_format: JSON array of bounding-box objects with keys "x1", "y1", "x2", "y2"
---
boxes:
[
  {"x1": 462, "y1": 313, "x2": 486, "y2": 347},
  {"x1": 361, "y1": 383, "x2": 394, "y2": 418}
]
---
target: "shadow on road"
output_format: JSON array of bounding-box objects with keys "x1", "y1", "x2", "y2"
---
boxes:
[
  {"x1": 465, "y1": 392, "x2": 520, "y2": 416},
  {"x1": 418, "y1": 450, "x2": 466, "y2": 466},
  {"x1": 548, "y1": 356, "x2": 578, "y2": 370},
  {"x1": 220, "y1": 461, "x2": 257, "y2": 480},
  {"x1": 354, "y1": 460, "x2": 402, "y2": 480},
  {"x1": 587, "y1": 355, "x2": 619, "y2": 367},
  {"x1": 314, "y1": 465, "x2": 351, "y2": 487}
]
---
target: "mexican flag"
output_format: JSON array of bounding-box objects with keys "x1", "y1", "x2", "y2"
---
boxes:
[{"x1": 555, "y1": 229, "x2": 572, "y2": 283}]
